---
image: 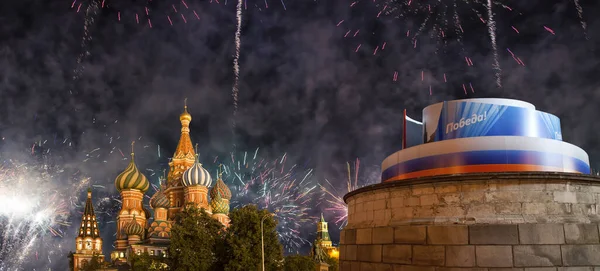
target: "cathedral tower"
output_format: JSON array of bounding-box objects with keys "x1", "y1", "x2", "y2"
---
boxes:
[
  {"x1": 182, "y1": 150, "x2": 212, "y2": 210},
  {"x1": 165, "y1": 100, "x2": 196, "y2": 220},
  {"x1": 148, "y1": 174, "x2": 172, "y2": 242},
  {"x1": 72, "y1": 189, "x2": 103, "y2": 271},
  {"x1": 210, "y1": 168, "x2": 231, "y2": 227},
  {"x1": 123, "y1": 214, "x2": 144, "y2": 246},
  {"x1": 113, "y1": 142, "x2": 149, "y2": 258}
]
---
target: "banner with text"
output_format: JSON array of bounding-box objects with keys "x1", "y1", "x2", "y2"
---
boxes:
[{"x1": 423, "y1": 101, "x2": 563, "y2": 143}]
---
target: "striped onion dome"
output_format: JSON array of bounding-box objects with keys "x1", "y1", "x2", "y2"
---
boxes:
[
  {"x1": 114, "y1": 153, "x2": 149, "y2": 193},
  {"x1": 150, "y1": 189, "x2": 170, "y2": 209},
  {"x1": 210, "y1": 191, "x2": 230, "y2": 214},
  {"x1": 148, "y1": 220, "x2": 172, "y2": 238},
  {"x1": 123, "y1": 216, "x2": 144, "y2": 237},
  {"x1": 210, "y1": 177, "x2": 231, "y2": 200},
  {"x1": 182, "y1": 155, "x2": 212, "y2": 187}
]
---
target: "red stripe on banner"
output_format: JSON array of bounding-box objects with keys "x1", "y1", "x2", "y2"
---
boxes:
[{"x1": 383, "y1": 164, "x2": 574, "y2": 182}]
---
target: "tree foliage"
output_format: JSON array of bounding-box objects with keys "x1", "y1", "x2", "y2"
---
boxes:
[
  {"x1": 130, "y1": 252, "x2": 169, "y2": 271},
  {"x1": 67, "y1": 252, "x2": 74, "y2": 271},
  {"x1": 80, "y1": 254, "x2": 103, "y2": 271},
  {"x1": 222, "y1": 205, "x2": 284, "y2": 271},
  {"x1": 325, "y1": 255, "x2": 339, "y2": 271},
  {"x1": 167, "y1": 206, "x2": 226, "y2": 271},
  {"x1": 283, "y1": 255, "x2": 314, "y2": 271}
]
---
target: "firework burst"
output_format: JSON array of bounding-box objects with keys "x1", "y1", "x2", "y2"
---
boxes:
[
  {"x1": 319, "y1": 159, "x2": 380, "y2": 229},
  {"x1": 77, "y1": 133, "x2": 318, "y2": 253},
  {"x1": 70, "y1": 0, "x2": 204, "y2": 27},
  {"x1": 339, "y1": 0, "x2": 589, "y2": 91},
  {"x1": 0, "y1": 145, "x2": 88, "y2": 270},
  {"x1": 216, "y1": 148, "x2": 317, "y2": 253},
  {"x1": 70, "y1": 0, "x2": 286, "y2": 27}
]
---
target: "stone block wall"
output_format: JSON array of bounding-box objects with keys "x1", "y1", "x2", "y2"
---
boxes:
[
  {"x1": 345, "y1": 173, "x2": 600, "y2": 229},
  {"x1": 340, "y1": 173, "x2": 600, "y2": 270},
  {"x1": 339, "y1": 223, "x2": 600, "y2": 270}
]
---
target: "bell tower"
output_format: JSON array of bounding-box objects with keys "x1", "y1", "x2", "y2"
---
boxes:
[
  {"x1": 316, "y1": 213, "x2": 332, "y2": 248},
  {"x1": 72, "y1": 189, "x2": 104, "y2": 271}
]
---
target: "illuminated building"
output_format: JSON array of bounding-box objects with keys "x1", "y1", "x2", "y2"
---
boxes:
[
  {"x1": 72, "y1": 189, "x2": 104, "y2": 271},
  {"x1": 313, "y1": 213, "x2": 339, "y2": 259},
  {"x1": 71, "y1": 101, "x2": 232, "y2": 270}
]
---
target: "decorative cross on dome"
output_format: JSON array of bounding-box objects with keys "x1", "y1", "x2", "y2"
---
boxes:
[{"x1": 218, "y1": 164, "x2": 224, "y2": 178}]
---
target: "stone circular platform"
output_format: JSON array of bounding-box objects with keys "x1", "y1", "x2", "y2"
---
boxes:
[{"x1": 339, "y1": 172, "x2": 600, "y2": 269}]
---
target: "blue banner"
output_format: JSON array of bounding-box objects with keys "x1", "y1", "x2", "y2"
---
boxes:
[{"x1": 424, "y1": 101, "x2": 562, "y2": 142}]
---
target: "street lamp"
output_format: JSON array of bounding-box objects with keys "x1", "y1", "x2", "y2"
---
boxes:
[{"x1": 261, "y1": 211, "x2": 278, "y2": 271}]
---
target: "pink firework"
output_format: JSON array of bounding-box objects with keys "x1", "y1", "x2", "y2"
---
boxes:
[
  {"x1": 319, "y1": 159, "x2": 379, "y2": 228},
  {"x1": 338, "y1": 0, "x2": 588, "y2": 92}
]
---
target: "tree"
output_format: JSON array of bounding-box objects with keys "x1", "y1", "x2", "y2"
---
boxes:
[
  {"x1": 283, "y1": 255, "x2": 314, "y2": 271},
  {"x1": 325, "y1": 255, "x2": 339, "y2": 271},
  {"x1": 80, "y1": 254, "x2": 103, "y2": 271},
  {"x1": 67, "y1": 252, "x2": 74, "y2": 271},
  {"x1": 222, "y1": 205, "x2": 283, "y2": 271},
  {"x1": 130, "y1": 252, "x2": 169, "y2": 271},
  {"x1": 167, "y1": 206, "x2": 226, "y2": 271}
]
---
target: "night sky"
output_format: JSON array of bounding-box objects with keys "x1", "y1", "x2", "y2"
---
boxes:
[{"x1": 1, "y1": 0, "x2": 600, "y2": 269}]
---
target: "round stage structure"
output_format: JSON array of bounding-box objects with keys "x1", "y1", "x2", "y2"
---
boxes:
[{"x1": 339, "y1": 98, "x2": 600, "y2": 269}]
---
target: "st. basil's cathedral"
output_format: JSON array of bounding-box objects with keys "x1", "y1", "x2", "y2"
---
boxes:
[{"x1": 71, "y1": 103, "x2": 232, "y2": 271}]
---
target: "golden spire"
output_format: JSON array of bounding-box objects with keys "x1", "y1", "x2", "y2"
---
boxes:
[
  {"x1": 180, "y1": 98, "x2": 192, "y2": 123},
  {"x1": 173, "y1": 99, "x2": 195, "y2": 160},
  {"x1": 131, "y1": 141, "x2": 135, "y2": 157}
]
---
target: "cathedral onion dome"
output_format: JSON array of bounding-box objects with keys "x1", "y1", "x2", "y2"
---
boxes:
[
  {"x1": 114, "y1": 143, "x2": 149, "y2": 193},
  {"x1": 210, "y1": 177, "x2": 231, "y2": 201},
  {"x1": 148, "y1": 220, "x2": 172, "y2": 239},
  {"x1": 210, "y1": 190, "x2": 230, "y2": 214},
  {"x1": 150, "y1": 189, "x2": 170, "y2": 209},
  {"x1": 123, "y1": 216, "x2": 144, "y2": 237},
  {"x1": 182, "y1": 154, "x2": 212, "y2": 187},
  {"x1": 180, "y1": 101, "x2": 192, "y2": 122}
]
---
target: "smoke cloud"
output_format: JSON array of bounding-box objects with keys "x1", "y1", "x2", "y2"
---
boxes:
[{"x1": 0, "y1": 0, "x2": 599, "y2": 269}]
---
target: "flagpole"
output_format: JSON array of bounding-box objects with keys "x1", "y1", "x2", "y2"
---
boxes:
[{"x1": 402, "y1": 109, "x2": 407, "y2": 149}]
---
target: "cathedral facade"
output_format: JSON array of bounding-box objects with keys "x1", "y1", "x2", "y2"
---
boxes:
[{"x1": 72, "y1": 103, "x2": 232, "y2": 271}]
